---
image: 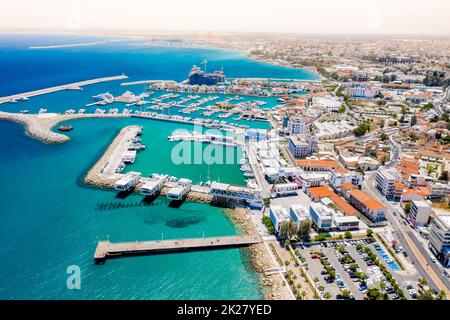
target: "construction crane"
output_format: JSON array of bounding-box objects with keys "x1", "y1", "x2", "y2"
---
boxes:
[{"x1": 200, "y1": 59, "x2": 208, "y2": 74}]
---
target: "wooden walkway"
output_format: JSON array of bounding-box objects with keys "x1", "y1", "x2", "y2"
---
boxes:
[{"x1": 94, "y1": 235, "x2": 262, "y2": 263}]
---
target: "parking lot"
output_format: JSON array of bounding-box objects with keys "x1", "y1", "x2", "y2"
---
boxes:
[{"x1": 296, "y1": 238, "x2": 417, "y2": 300}]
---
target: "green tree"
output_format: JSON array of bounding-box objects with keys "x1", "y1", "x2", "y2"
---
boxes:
[
  {"x1": 349, "y1": 263, "x2": 358, "y2": 271},
  {"x1": 314, "y1": 233, "x2": 327, "y2": 242},
  {"x1": 338, "y1": 105, "x2": 346, "y2": 113},
  {"x1": 366, "y1": 228, "x2": 374, "y2": 237},
  {"x1": 367, "y1": 288, "x2": 382, "y2": 300},
  {"x1": 298, "y1": 218, "x2": 311, "y2": 241},
  {"x1": 404, "y1": 202, "x2": 412, "y2": 214},
  {"x1": 439, "y1": 171, "x2": 449, "y2": 181},
  {"x1": 418, "y1": 278, "x2": 428, "y2": 287},
  {"x1": 263, "y1": 198, "x2": 271, "y2": 206},
  {"x1": 341, "y1": 289, "x2": 351, "y2": 298},
  {"x1": 300, "y1": 291, "x2": 307, "y2": 300},
  {"x1": 380, "y1": 133, "x2": 388, "y2": 141},
  {"x1": 411, "y1": 113, "x2": 417, "y2": 126},
  {"x1": 419, "y1": 289, "x2": 435, "y2": 300},
  {"x1": 323, "y1": 292, "x2": 331, "y2": 299},
  {"x1": 279, "y1": 221, "x2": 298, "y2": 240},
  {"x1": 328, "y1": 270, "x2": 336, "y2": 279},
  {"x1": 261, "y1": 216, "x2": 275, "y2": 235},
  {"x1": 344, "y1": 230, "x2": 352, "y2": 239}
]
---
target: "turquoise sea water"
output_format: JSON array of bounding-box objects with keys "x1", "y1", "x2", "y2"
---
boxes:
[{"x1": 0, "y1": 34, "x2": 318, "y2": 299}]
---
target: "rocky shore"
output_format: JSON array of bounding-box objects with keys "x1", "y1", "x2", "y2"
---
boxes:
[
  {"x1": 0, "y1": 111, "x2": 130, "y2": 144},
  {"x1": 224, "y1": 207, "x2": 290, "y2": 300}
]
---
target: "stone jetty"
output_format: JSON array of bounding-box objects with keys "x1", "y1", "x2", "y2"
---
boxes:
[
  {"x1": 0, "y1": 75, "x2": 128, "y2": 104},
  {"x1": 0, "y1": 111, "x2": 130, "y2": 144}
]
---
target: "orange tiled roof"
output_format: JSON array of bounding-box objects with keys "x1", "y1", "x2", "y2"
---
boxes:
[
  {"x1": 364, "y1": 199, "x2": 386, "y2": 212},
  {"x1": 340, "y1": 182, "x2": 356, "y2": 191},
  {"x1": 307, "y1": 186, "x2": 333, "y2": 199},
  {"x1": 329, "y1": 193, "x2": 359, "y2": 216},
  {"x1": 297, "y1": 159, "x2": 341, "y2": 168},
  {"x1": 350, "y1": 189, "x2": 385, "y2": 212},
  {"x1": 394, "y1": 182, "x2": 405, "y2": 190},
  {"x1": 332, "y1": 168, "x2": 349, "y2": 174}
]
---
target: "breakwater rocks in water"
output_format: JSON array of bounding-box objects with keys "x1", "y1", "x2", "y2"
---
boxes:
[
  {"x1": 0, "y1": 111, "x2": 130, "y2": 144},
  {"x1": 224, "y1": 207, "x2": 290, "y2": 300}
]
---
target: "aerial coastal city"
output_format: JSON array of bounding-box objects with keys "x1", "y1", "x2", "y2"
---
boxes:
[{"x1": 0, "y1": 1, "x2": 450, "y2": 309}]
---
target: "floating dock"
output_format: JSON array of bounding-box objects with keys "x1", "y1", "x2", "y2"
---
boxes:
[{"x1": 94, "y1": 235, "x2": 262, "y2": 263}]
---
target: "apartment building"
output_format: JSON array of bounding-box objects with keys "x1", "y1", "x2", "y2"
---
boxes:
[
  {"x1": 288, "y1": 134, "x2": 318, "y2": 158},
  {"x1": 408, "y1": 200, "x2": 432, "y2": 226},
  {"x1": 349, "y1": 189, "x2": 386, "y2": 224},
  {"x1": 329, "y1": 167, "x2": 363, "y2": 191},
  {"x1": 375, "y1": 167, "x2": 401, "y2": 200},
  {"x1": 429, "y1": 214, "x2": 450, "y2": 267}
]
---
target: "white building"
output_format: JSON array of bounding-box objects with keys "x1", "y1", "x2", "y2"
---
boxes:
[
  {"x1": 329, "y1": 168, "x2": 363, "y2": 191},
  {"x1": 312, "y1": 96, "x2": 342, "y2": 112},
  {"x1": 269, "y1": 205, "x2": 291, "y2": 232},
  {"x1": 344, "y1": 84, "x2": 380, "y2": 99},
  {"x1": 288, "y1": 134, "x2": 318, "y2": 158},
  {"x1": 289, "y1": 205, "x2": 309, "y2": 226},
  {"x1": 313, "y1": 120, "x2": 356, "y2": 140},
  {"x1": 375, "y1": 167, "x2": 400, "y2": 200},
  {"x1": 287, "y1": 117, "x2": 310, "y2": 135},
  {"x1": 309, "y1": 203, "x2": 334, "y2": 231},
  {"x1": 272, "y1": 183, "x2": 298, "y2": 197},
  {"x1": 333, "y1": 216, "x2": 360, "y2": 231},
  {"x1": 409, "y1": 200, "x2": 432, "y2": 226},
  {"x1": 429, "y1": 213, "x2": 450, "y2": 266}
]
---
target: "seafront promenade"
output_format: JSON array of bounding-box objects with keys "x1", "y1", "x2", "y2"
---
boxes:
[
  {"x1": 0, "y1": 111, "x2": 130, "y2": 144},
  {"x1": 0, "y1": 75, "x2": 128, "y2": 104},
  {"x1": 94, "y1": 235, "x2": 263, "y2": 263}
]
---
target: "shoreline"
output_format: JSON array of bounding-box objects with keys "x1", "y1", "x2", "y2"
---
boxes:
[{"x1": 223, "y1": 207, "x2": 291, "y2": 300}]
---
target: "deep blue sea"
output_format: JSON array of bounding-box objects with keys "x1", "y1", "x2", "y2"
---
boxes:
[{"x1": 0, "y1": 34, "x2": 317, "y2": 299}]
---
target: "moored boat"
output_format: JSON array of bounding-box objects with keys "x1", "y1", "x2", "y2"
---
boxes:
[{"x1": 58, "y1": 125, "x2": 73, "y2": 132}]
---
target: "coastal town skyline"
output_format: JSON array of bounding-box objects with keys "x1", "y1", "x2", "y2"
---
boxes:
[{"x1": 1, "y1": 0, "x2": 450, "y2": 36}]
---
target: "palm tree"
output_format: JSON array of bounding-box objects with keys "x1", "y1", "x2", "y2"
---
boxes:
[{"x1": 300, "y1": 291, "x2": 307, "y2": 300}]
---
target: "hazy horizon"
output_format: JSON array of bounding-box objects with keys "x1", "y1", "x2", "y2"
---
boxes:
[{"x1": 1, "y1": 0, "x2": 449, "y2": 36}]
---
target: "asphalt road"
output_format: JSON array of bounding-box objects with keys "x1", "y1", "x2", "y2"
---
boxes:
[{"x1": 363, "y1": 172, "x2": 450, "y2": 294}]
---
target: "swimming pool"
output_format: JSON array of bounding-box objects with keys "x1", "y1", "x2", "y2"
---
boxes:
[{"x1": 374, "y1": 244, "x2": 401, "y2": 271}]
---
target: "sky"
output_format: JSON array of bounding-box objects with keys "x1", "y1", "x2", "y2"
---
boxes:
[{"x1": 1, "y1": 0, "x2": 449, "y2": 35}]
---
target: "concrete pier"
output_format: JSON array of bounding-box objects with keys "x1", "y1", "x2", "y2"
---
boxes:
[
  {"x1": 94, "y1": 235, "x2": 263, "y2": 263},
  {"x1": 0, "y1": 75, "x2": 128, "y2": 104}
]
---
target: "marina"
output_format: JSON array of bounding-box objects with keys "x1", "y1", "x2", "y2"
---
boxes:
[
  {"x1": 94, "y1": 235, "x2": 263, "y2": 263},
  {"x1": 168, "y1": 130, "x2": 243, "y2": 147},
  {"x1": 0, "y1": 33, "x2": 318, "y2": 300}
]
